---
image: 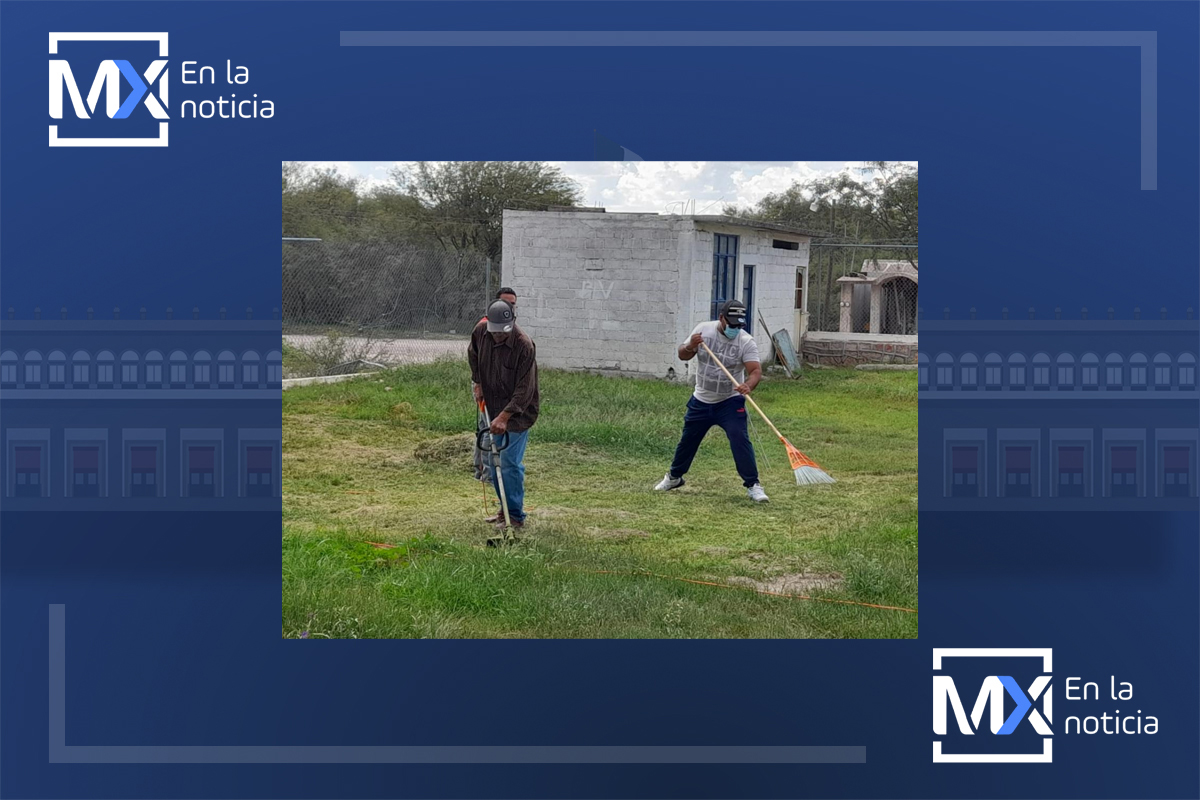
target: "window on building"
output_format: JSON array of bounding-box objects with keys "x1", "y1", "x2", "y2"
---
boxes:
[
  {"x1": 935, "y1": 354, "x2": 953, "y2": 387},
  {"x1": 951, "y1": 447, "x2": 980, "y2": 497},
  {"x1": 71, "y1": 446, "x2": 100, "y2": 497},
  {"x1": 711, "y1": 233, "x2": 738, "y2": 320},
  {"x1": 794, "y1": 271, "x2": 804, "y2": 311},
  {"x1": 1004, "y1": 446, "x2": 1033, "y2": 497},
  {"x1": 145, "y1": 352, "x2": 163, "y2": 386},
  {"x1": 1, "y1": 351, "x2": 16, "y2": 385},
  {"x1": 961, "y1": 365, "x2": 977, "y2": 386},
  {"x1": 984, "y1": 354, "x2": 1002, "y2": 389},
  {"x1": 246, "y1": 446, "x2": 274, "y2": 497},
  {"x1": 14, "y1": 446, "x2": 42, "y2": 497},
  {"x1": 122, "y1": 364, "x2": 137, "y2": 383},
  {"x1": 959, "y1": 355, "x2": 978, "y2": 388},
  {"x1": 1009, "y1": 366, "x2": 1026, "y2": 387},
  {"x1": 49, "y1": 352, "x2": 66, "y2": 385},
  {"x1": 243, "y1": 364, "x2": 259, "y2": 384},
  {"x1": 1032, "y1": 354, "x2": 1050, "y2": 388},
  {"x1": 772, "y1": 239, "x2": 800, "y2": 250},
  {"x1": 1081, "y1": 354, "x2": 1099, "y2": 388},
  {"x1": 1057, "y1": 446, "x2": 1085, "y2": 497},
  {"x1": 170, "y1": 352, "x2": 188, "y2": 386},
  {"x1": 1153, "y1": 354, "x2": 1171, "y2": 388},
  {"x1": 918, "y1": 354, "x2": 928, "y2": 388},
  {"x1": 1105, "y1": 354, "x2": 1123, "y2": 388},
  {"x1": 196, "y1": 364, "x2": 211, "y2": 384},
  {"x1": 1164, "y1": 446, "x2": 1191, "y2": 497},
  {"x1": 130, "y1": 446, "x2": 157, "y2": 497},
  {"x1": 187, "y1": 446, "x2": 216, "y2": 497},
  {"x1": 741, "y1": 265, "x2": 755, "y2": 334},
  {"x1": 1110, "y1": 446, "x2": 1138, "y2": 497},
  {"x1": 1056, "y1": 354, "x2": 1075, "y2": 389},
  {"x1": 1130, "y1": 354, "x2": 1147, "y2": 388},
  {"x1": 1180, "y1": 354, "x2": 1196, "y2": 387},
  {"x1": 25, "y1": 363, "x2": 41, "y2": 383},
  {"x1": 267, "y1": 364, "x2": 282, "y2": 383}
]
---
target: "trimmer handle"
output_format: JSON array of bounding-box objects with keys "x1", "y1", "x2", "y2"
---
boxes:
[{"x1": 476, "y1": 400, "x2": 510, "y2": 452}]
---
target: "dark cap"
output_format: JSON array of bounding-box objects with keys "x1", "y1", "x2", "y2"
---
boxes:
[
  {"x1": 486, "y1": 299, "x2": 515, "y2": 333},
  {"x1": 719, "y1": 299, "x2": 747, "y2": 327}
]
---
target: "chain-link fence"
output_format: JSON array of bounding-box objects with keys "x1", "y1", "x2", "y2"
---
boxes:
[
  {"x1": 806, "y1": 247, "x2": 918, "y2": 334},
  {"x1": 282, "y1": 240, "x2": 493, "y2": 377}
]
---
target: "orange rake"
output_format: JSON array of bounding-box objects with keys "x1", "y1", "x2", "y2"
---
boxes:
[{"x1": 699, "y1": 340, "x2": 835, "y2": 486}]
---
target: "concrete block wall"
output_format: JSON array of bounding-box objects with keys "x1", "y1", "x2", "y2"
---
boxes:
[{"x1": 503, "y1": 211, "x2": 686, "y2": 377}]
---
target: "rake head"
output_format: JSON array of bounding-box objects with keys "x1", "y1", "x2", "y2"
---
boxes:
[{"x1": 785, "y1": 440, "x2": 836, "y2": 485}]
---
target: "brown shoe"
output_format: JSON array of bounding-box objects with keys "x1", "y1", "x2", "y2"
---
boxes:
[
  {"x1": 483, "y1": 513, "x2": 504, "y2": 524},
  {"x1": 494, "y1": 517, "x2": 525, "y2": 530}
]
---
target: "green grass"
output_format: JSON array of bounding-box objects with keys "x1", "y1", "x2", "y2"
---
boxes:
[{"x1": 283, "y1": 360, "x2": 918, "y2": 639}]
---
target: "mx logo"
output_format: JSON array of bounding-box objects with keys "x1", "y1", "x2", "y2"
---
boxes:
[
  {"x1": 48, "y1": 32, "x2": 168, "y2": 147},
  {"x1": 932, "y1": 648, "x2": 1053, "y2": 763}
]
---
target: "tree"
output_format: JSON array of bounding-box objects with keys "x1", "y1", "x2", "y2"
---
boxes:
[
  {"x1": 392, "y1": 161, "x2": 582, "y2": 261},
  {"x1": 282, "y1": 162, "x2": 363, "y2": 240}
]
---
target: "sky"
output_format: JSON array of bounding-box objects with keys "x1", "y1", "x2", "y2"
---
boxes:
[{"x1": 295, "y1": 161, "x2": 917, "y2": 214}]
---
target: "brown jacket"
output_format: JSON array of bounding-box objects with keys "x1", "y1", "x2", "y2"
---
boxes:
[{"x1": 468, "y1": 321, "x2": 540, "y2": 433}]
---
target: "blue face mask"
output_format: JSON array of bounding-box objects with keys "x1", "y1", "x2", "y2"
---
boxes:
[{"x1": 722, "y1": 325, "x2": 741, "y2": 340}]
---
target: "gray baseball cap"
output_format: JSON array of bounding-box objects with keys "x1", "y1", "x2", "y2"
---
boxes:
[{"x1": 486, "y1": 300, "x2": 515, "y2": 333}]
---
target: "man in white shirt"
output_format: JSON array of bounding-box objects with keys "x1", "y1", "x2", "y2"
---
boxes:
[{"x1": 654, "y1": 300, "x2": 768, "y2": 502}]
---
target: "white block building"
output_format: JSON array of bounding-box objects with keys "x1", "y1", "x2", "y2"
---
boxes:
[{"x1": 502, "y1": 209, "x2": 818, "y2": 379}]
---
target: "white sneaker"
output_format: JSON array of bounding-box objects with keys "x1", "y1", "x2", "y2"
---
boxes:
[
  {"x1": 747, "y1": 484, "x2": 769, "y2": 503},
  {"x1": 654, "y1": 473, "x2": 685, "y2": 491}
]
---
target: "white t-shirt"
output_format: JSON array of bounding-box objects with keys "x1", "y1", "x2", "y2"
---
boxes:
[{"x1": 687, "y1": 320, "x2": 760, "y2": 404}]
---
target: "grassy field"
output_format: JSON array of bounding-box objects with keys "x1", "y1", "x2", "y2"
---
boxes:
[{"x1": 282, "y1": 361, "x2": 918, "y2": 639}]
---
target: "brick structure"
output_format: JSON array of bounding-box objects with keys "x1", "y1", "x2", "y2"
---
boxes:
[
  {"x1": 502, "y1": 209, "x2": 818, "y2": 379},
  {"x1": 801, "y1": 332, "x2": 919, "y2": 366}
]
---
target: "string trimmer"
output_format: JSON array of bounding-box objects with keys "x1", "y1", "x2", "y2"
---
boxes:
[{"x1": 476, "y1": 400, "x2": 519, "y2": 546}]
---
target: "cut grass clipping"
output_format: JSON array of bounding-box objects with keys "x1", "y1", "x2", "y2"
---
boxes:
[{"x1": 284, "y1": 361, "x2": 917, "y2": 639}]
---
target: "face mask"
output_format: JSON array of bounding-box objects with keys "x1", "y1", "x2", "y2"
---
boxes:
[{"x1": 722, "y1": 325, "x2": 741, "y2": 340}]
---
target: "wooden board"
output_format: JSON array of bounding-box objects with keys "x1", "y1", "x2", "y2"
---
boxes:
[
  {"x1": 772, "y1": 328, "x2": 802, "y2": 377},
  {"x1": 757, "y1": 313, "x2": 791, "y2": 378}
]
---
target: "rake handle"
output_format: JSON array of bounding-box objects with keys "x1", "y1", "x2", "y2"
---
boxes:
[{"x1": 698, "y1": 340, "x2": 786, "y2": 443}]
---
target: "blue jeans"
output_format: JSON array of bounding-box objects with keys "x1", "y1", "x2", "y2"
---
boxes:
[
  {"x1": 486, "y1": 427, "x2": 529, "y2": 523},
  {"x1": 669, "y1": 395, "x2": 759, "y2": 487}
]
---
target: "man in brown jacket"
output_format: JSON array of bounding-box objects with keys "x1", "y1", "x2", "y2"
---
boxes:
[
  {"x1": 467, "y1": 299, "x2": 539, "y2": 528},
  {"x1": 471, "y1": 288, "x2": 517, "y2": 480}
]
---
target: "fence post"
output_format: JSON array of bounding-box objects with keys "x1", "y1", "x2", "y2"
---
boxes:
[{"x1": 484, "y1": 256, "x2": 492, "y2": 309}]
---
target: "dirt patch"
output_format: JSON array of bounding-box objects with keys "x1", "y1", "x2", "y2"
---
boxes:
[
  {"x1": 727, "y1": 572, "x2": 844, "y2": 595},
  {"x1": 584, "y1": 527, "x2": 650, "y2": 541}
]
